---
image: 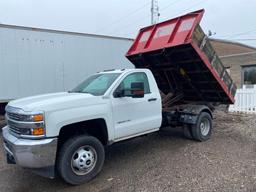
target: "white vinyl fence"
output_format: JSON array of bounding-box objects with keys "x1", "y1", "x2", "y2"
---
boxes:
[{"x1": 229, "y1": 85, "x2": 256, "y2": 114}]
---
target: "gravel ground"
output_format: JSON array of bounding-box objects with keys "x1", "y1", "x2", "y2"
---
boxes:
[
  {"x1": 0, "y1": 111, "x2": 255, "y2": 192},
  {"x1": 0, "y1": 116, "x2": 5, "y2": 131}
]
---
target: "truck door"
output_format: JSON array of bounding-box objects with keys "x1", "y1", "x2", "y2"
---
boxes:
[{"x1": 112, "y1": 72, "x2": 161, "y2": 140}]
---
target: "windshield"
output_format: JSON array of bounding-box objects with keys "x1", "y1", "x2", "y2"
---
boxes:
[{"x1": 71, "y1": 73, "x2": 121, "y2": 96}]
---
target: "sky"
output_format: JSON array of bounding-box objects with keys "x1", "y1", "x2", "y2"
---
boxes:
[{"x1": 0, "y1": 0, "x2": 256, "y2": 47}]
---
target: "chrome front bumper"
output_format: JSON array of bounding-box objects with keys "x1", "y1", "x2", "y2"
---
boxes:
[{"x1": 2, "y1": 126, "x2": 58, "y2": 169}]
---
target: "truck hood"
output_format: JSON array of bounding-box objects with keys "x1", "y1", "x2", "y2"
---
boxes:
[{"x1": 8, "y1": 92, "x2": 106, "y2": 112}]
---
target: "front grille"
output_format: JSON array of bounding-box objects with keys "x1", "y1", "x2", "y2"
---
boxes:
[
  {"x1": 6, "y1": 111, "x2": 29, "y2": 136},
  {"x1": 7, "y1": 112, "x2": 27, "y2": 122},
  {"x1": 9, "y1": 124, "x2": 22, "y2": 135},
  {"x1": 5, "y1": 106, "x2": 44, "y2": 138},
  {"x1": 8, "y1": 122, "x2": 31, "y2": 136}
]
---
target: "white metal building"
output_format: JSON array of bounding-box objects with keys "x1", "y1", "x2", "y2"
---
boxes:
[{"x1": 0, "y1": 24, "x2": 133, "y2": 103}]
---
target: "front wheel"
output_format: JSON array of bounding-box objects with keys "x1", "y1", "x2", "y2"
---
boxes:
[
  {"x1": 191, "y1": 112, "x2": 212, "y2": 141},
  {"x1": 57, "y1": 135, "x2": 105, "y2": 185}
]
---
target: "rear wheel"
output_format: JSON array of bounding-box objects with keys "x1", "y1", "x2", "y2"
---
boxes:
[
  {"x1": 57, "y1": 135, "x2": 105, "y2": 185},
  {"x1": 191, "y1": 112, "x2": 212, "y2": 141}
]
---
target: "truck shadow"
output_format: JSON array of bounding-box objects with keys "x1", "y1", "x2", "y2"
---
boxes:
[
  {"x1": 105, "y1": 127, "x2": 187, "y2": 161},
  {"x1": 0, "y1": 128, "x2": 192, "y2": 192}
]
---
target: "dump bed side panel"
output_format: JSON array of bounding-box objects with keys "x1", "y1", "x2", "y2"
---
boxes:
[
  {"x1": 127, "y1": 10, "x2": 204, "y2": 56},
  {"x1": 126, "y1": 9, "x2": 236, "y2": 104}
]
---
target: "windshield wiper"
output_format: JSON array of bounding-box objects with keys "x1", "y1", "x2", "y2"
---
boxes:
[
  {"x1": 68, "y1": 90, "x2": 83, "y2": 93},
  {"x1": 68, "y1": 90, "x2": 93, "y2": 95},
  {"x1": 81, "y1": 91, "x2": 93, "y2": 95}
]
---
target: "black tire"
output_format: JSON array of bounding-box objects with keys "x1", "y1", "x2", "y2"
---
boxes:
[
  {"x1": 191, "y1": 112, "x2": 212, "y2": 142},
  {"x1": 183, "y1": 124, "x2": 193, "y2": 139},
  {"x1": 57, "y1": 135, "x2": 105, "y2": 185}
]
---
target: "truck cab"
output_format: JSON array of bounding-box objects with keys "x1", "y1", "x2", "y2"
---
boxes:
[{"x1": 3, "y1": 69, "x2": 163, "y2": 185}]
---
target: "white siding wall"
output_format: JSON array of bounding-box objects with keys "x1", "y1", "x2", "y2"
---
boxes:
[
  {"x1": 229, "y1": 85, "x2": 256, "y2": 113},
  {"x1": 0, "y1": 26, "x2": 133, "y2": 101}
]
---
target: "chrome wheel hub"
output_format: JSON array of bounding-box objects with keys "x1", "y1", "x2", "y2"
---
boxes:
[
  {"x1": 71, "y1": 146, "x2": 97, "y2": 175},
  {"x1": 200, "y1": 118, "x2": 210, "y2": 136}
]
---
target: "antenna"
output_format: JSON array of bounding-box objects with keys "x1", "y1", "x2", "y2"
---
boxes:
[{"x1": 151, "y1": 0, "x2": 160, "y2": 24}]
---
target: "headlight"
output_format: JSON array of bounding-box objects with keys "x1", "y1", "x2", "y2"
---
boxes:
[
  {"x1": 18, "y1": 127, "x2": 45, "y2": 136},
  {"x1": 12, "y1": 113, "x2": 44, "y2": 122},
  {"x1": 6, "y1": 107, "x2": 46, "y2": 138},
  {"x1": 31, "y1": 127, "x2": 45, "y2": 136},
  {"x1": 32, "y1": 114, "x2": 44, "y2": 122},
  {"x1": 23, "y1": 113, "x2": 45, "y2": 136}
]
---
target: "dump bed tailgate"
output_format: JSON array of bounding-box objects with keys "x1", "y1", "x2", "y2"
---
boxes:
[{"x1": 126, "y1": 9, "x2": 236, "y2": 104}]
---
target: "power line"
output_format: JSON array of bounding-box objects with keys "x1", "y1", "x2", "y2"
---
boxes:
[
  {"x1": 117, "y1": 0, "x2": 180, "y2": 29},
  {"x1": 112, "y1": 0, "x2": 184, "y2": 36},
  {"x1": 104, "y1": 0, "x2": 186, "y2": 37},
  {"x1": 160, "y1": 0, "x2": 182, "y2": 12},
  {"x1": 111, "y1": 14, "x2": 150, "y2": 37},
  {"x1": 94, "y1": 2, "x2": 150, "y2": 33},
  {"x1": 119, "y1": 0, "x2": 209, "y2": 38},
  {"x1": 176, "y1": 0, "x2": 209, "y2": 15},
  {"x1": 161, "y1": 0, "x2": 208, "y2": 22}
]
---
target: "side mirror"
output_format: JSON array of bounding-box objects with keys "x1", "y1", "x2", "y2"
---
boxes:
[
  {"x1": 114, "y1": 82, "x2": 145, "y2": 98},
  {"x1": 130, "y1": 82, "x2": 144, "y2": 98},
  {"x1": 113, "y1": 89, "x2": 124, "y2": 98}
]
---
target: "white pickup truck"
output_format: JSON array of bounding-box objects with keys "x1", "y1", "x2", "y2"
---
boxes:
[
  {"x1": 2, "y1": 68, "x2": 214, "y2": 185},
  {"x1": 2, "y1": 10, "x2": 236, "y2": 185}
]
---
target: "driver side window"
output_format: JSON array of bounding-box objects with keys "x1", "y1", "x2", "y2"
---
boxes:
[{"x1": 116, "y1": 72, "x2": 150, "y2": 95}]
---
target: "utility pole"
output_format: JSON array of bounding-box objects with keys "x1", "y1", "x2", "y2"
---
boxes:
[{"x1": 151, "y1": 0, "x2": 160, "y2": 25}]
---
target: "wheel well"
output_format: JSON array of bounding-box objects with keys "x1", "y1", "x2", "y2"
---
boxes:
[
  {"x1": 201, "y1": 108, "x2": 213, "y2": 119},
  {"x1": 0, "y1": 102, "x2": 7, "y2": 115},
  {"x1": 57, "y1": 118, "x2": 108, "y2": 149}
]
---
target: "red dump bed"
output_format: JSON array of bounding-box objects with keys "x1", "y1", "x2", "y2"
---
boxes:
[{"x1": 126, "y1": 9, "x2": 236, "y2": 104}]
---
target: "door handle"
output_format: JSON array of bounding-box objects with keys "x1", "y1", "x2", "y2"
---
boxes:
[{"x1": 148, "y1": 98, "x2": 157, "y2": 102}]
